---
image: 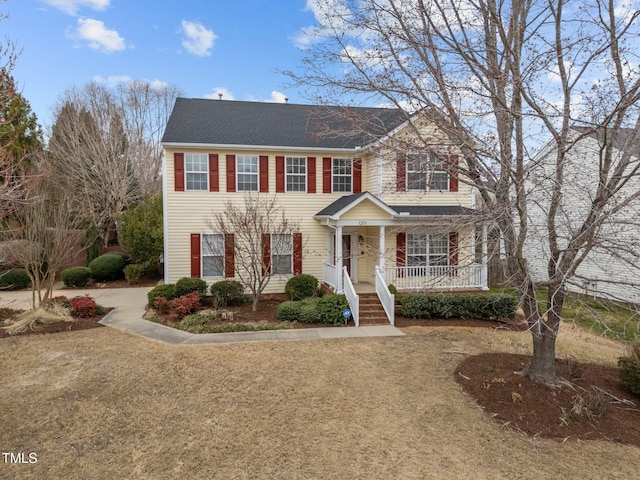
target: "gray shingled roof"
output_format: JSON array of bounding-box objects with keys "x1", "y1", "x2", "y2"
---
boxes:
[
  {"x1": 389, "y1": 205, "x2": 478, "y2": 216},
  {"x1": 161, "y1": 98, "x2": 407, "y2": 149},
  {"x1": 315, "y1": 194, "x2": 478, "y2": 217}
]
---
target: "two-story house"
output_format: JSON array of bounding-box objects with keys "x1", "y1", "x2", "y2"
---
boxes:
[{"x1": 161, "y1": 98, "x2": 489, "y2": 320}]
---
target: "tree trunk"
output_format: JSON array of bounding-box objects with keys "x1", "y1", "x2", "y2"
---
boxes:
[
  {"x1": 520, "y1": 286, "x2": 565, "y2": 385},
  {"x1": 521, "y1": 329, "x2": 558, "y2": 385},
  {"x1": 251, "y1": 295, "x2": 259, "y2": 312}
]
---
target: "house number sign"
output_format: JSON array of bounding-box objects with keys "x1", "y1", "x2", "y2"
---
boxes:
[{"x1": 358, "y1": 220, "x2": 367, "y2": 225}]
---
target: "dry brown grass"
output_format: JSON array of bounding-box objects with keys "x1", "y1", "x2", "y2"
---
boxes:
[{"x1": 0, "y1": 324, "x2": 637, "y2": 479}]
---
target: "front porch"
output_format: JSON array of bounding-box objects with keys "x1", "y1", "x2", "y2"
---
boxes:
[{"x1": 314, "y1": 192, "x2": 490, "y2": 326}]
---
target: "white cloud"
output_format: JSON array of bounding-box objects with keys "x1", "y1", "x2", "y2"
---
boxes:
[
  {"x1": 181, "y1": 20, "x2": 217, "y2": 57},
  {"x1": 204, "y1": 87, "x2": 235, "y2": 100},
  {"x1": 69, "y1": 18, "x2": 126, "y2": 53},
  {"x1": 93, "y1": 75, "x2": 170, "y2": 90},
  {"x1": 40, "y1": 0, "x2": 110, "y2": 16},
  {"x1": 267, "y1": 91, "x2": 288, "y2": 103}
]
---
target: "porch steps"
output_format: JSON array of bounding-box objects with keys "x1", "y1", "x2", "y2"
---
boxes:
[{"x1": 358, "y1": 293, "x2": 391, "y2": 325}]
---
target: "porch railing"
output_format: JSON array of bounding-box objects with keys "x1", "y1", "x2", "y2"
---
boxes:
[
  {"x1": 323, "y1": 261, "x2": 337, "y2": 290},
  {"x1": 375, "y1": 265, "x2": 395, "y2": 326},
  {"x1": 342, "y1": 266, "x2": 359, "y2": 327},
  {"x1": 384, "y1": 263, "x2": 486, "y2": 291}
]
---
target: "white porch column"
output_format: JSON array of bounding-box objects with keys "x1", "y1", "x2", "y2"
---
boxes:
[
  {"x1": 471, "y1": 225, "x2": 477, "y2": 262},
  {"x1": 481, "y1": 223, "x2": 489, "y2": 289},
  {"x1": 336, "y1": 225, "x2": 343, "y2": 293},
  {"x1": 378, "y1": 226, "x2": 386, "y2": 269}
]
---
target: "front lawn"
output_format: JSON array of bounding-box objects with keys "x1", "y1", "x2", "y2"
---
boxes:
[{"x1": 490, "y1": 287, "x2": 640, "y2": 341}]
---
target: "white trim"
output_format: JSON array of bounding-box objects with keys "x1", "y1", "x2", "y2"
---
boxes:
[
  {"x1": 161, "y1": 142, "x2": 357, "y2": 154},
  {"x1": 162, "y1": 152, "x2": 169, "y2": 284},
  {"x1": 315, "y1": 191, "x2": 397, "y2": 221}
]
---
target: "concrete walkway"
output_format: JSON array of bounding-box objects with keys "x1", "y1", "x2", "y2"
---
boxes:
[{"x1": 0, "y1": 285, "x2": 404, "y2": 345}]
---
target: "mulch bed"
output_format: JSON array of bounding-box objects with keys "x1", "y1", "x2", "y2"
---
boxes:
[
  {"x1": 0, "y1": 310, "x2": 110, "y2": 338},
  {"x1": 455, "y1": 352, "x2": 640, "y2": 447}
]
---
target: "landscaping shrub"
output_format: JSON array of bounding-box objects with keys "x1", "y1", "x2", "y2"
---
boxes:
[
  {"x1": 48, "y1": 295, "x2": 70, "y2": 308},
  {"x1": 400, "y1": 293, "x2": 517, "y2": 320},
  {"x1": 178, "y1": 312, "x2": 217, "y2": 329},
  {"x1": 0, "y1": 268, "x2": 31, "y2": 290},
  {"x1": 69, "y1": 296, "x2": 97, "y2": 318},
  {"x1": 317, "y1": 294, "x2": 349, "y2": 325},
  {"x1": 285, "y1": 274, "x2": 319, "y2": 300},
  {"x1": 124, "y1": 264, "x2": 143, "y2": 285},
  {"x1": 175, "y1": 277, "x2": 208, "y2": 298},
  {"x1": 299, "y1": 298, "x2": 322, "y2": 323},
  {"x1": 618, "y1": 341, "x2": 640, "y2": 396},
  {"x1": 210, "y1": 280, "x2": 246, "y2": 306},
  {"x1": 153, "y1": 297, "x2": 171, "y2": 314},
  {"x1": 276, "y1": 301, "x2": 302, "y2": 322},
  {"x1": 147, "y1": 283, "x2": 178, "y2": 307},
  {"x1": 167, "y1": 291, "x2": 201, "y2": 322},
  {"x1": 118, "y1": 194, "x2": 163, "y2": 269},
  {"x1": 88, "y1": 253, "x2": 126, "y2": 281},
  {"x1": 61, "y1": 267, "x2": 92, "y2": 288}
]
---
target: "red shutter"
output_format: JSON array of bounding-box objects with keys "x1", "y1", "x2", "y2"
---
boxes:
[
  {"x1": 226, "y1": 154, "x2": 236, "y2": 192},
  {"x1": 396, "y1": 232, "x2": 406, "y2": 278},
  {"x1": 174, "y1": 153, "x2": 185, "y2": 192},
  {"x1": 307, "y1": 157, "x2": 316, "y2": 193},
  {"x1": 224, "y1": 233, "x2": 235, "y2": 278},
  {"x1": 209, "y1": 154, "x2": 219, "y2": 192},
  {"x1": 449, "y1": 231, "x2": 459, "y2": 266},
  {"x1": 190, "y1": 233, "x2": 201, "y2": 277},
  {"x1": 396, "y1": 156, "x2": 406, "y2": 191},
  {"x1": 293, "y1": 232, "x2": 303, "y2": 275},
  {"x1": 261, "y1": 233, "x2": 271, "y2": 275},
  {"x1": 322, "y1": 157, "x2": 332, "y2": 193},
  {"x1": 353, "y1": 158, "x2": 362, "y2": 193},
  {"x1": 260, "y1": 155, "x2": 269, "y2": 192},
  {"x1": 276, "y1": 156, "x2": 285, "y2": 193},
  {"x1": 449, "y1": 154, "x2": 459, "y2": 192}
]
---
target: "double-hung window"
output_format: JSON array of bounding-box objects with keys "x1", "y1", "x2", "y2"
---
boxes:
[
  {"x1": 185, "y1": 153, "x2": 208, "y2": 191},
  {"x1": 237, "y1": 155, "x2": 259, "y2": 191},
  {"x1": 333, "y1": 158, "x2": 352, "y2": 192},
  {"x1": 286, "y1": 157, "x2": 306, "y2": 192},
  {"x1": 406, "y1": 233, "x2": 449, "y2": 276},
  {"x1": 407, "y1": 153, "x2": 449, "y2": 191},
  {"x1": 202, "y1": 233, "x2": 225, "y2": 277},
  {"x1": 271, "y1": 234, "x2": 292, "y2": 275}
]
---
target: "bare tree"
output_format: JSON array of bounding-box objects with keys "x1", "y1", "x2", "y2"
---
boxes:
[
  {"x1": 48, "y1": 82, "x2": 140, "y2": 248},
  {"x1": 287, "y1": 0, "x2": 640, "y2": 384},
  {"x1": 6, "y1": 156, "x2": 82, "y2": 307},
  {"x1": 116, "y1": 80, "x2": 183, "y2": 196},
  {"x1": 206, "y1": 195, "x2": 301, "y2": 311}
]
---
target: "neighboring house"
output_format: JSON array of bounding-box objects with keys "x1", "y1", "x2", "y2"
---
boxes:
[
  {"x1": 525, "y1": 127, "x2": 640, "y2": 303},
  {"x1": 161, "y1": 98, "x2": 490, "y2": 322}
]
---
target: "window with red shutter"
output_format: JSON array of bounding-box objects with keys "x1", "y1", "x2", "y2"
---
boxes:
[
  {"x1": 307, "y1": 157, "x2": 316, "y2": 193},
  {"x1": 174, "y1": 153, "x2": 185, "y2": 192},
  {"x1": 209, "y1": 154, "x2": 219, "y2": 192},
  {"x1": 190, "y1": 233, "x2": 201, "y2": 277}
]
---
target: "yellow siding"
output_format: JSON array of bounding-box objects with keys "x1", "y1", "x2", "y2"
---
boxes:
[
  {"x1": 340, "y1": 199, "x2": 394, "y2": 220},
  {"x1": 164, "y1": 117, "x2": 477, "y2": 293}
]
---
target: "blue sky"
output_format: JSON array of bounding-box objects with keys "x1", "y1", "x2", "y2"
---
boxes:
[{"x1": 3, "y1": 0, "x2": 318, "y2": 127}]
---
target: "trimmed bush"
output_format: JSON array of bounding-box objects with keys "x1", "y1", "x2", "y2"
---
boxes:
[
  {"x1": 147, "y1": 283, "x2": 178, "y2": 307},
  {"x1": 618, "y1": 341, "x2": 640, "y2": 396},
  {"x1": 210, "y1": 280, "x2": 246, "y2": 306},
  {"x1": 276, "y1": 301, "x2": 302, "y2": 322},
  {"x1": 0, "y1": 268, "x2": 31, "y2": 290},
  {"x1": 178, "y1": 312, "x2": 217, "y2": 329},
  {"x1": 285, "y1": 274, "x2": 319, "y2": 301},
  {"x1": 175, "y1": 277, "x2": 208, "y2": 298},
  {"x1": 124, "y1": 264, "x2": 143, "y2": 285},
  {"x1": 167, "y1": 291, "x2": 201, "y2": 322},
  {"x1": 317, "y1": 294, "x2": 349, "y2": 325},
  {"x1": 69, "y1": 296, "x2": 97, "y2": 318},
  {"x1": 88, "y1": 253, "x2": 126, "y2": 281},
  {"x1": 400, "y1": 293, "x2": 518, "y2": 320},
  {"x1": 299, "y1": 298, "x2": 322, "y2": 323},
  {"x1": 61, "y1": 267, "x2": 92, "y2": 288}
]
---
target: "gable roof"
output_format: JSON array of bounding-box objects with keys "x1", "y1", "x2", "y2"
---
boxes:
[
  {"x1": 161, "y1": 98, "x2": 407, "y2": 150},
  {"x1": 315, "y1": 193, "x2": 477, "y2": 219}
]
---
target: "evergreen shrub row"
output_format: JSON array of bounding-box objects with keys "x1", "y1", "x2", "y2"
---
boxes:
[{"x1": 400, "y1": 293, "x2": 517, "y2": 320}]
